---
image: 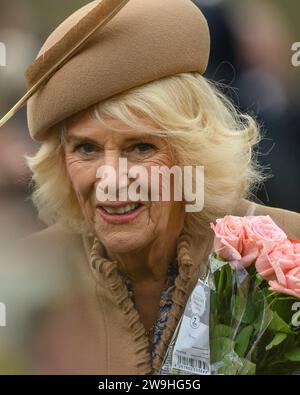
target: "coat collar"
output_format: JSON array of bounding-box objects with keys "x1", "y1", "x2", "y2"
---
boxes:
[{"x1": 82, "y1": 227, "x2": 215, "y2": 374}]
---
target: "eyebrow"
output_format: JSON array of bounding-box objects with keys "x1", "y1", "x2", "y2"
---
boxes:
[
  {"x1": 122, "y1": 136, "x2": 155, "y2": 144},
  {"x1": 65, "y1": 135, "x2": 98, "y2": 144},
  {"x1": 65, "y1": 134, "x2": 154, "y2": 145}
]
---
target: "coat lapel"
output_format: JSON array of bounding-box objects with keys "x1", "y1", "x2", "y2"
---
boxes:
[{"x1": 82, "y1": 227, "x2": 215, "y2": 374}]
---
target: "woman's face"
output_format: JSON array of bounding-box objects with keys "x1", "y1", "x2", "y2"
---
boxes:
[{"x1": 64, "y1": 110, "x2": 184, "y2": 254}]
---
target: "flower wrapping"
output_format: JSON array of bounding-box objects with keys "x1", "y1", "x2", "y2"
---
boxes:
[{"x1": 160, "y1": 215, "x2": 300, "y2": 375}]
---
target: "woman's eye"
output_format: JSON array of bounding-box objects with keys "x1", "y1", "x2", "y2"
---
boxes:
[
  {"x1": 131, "y1": 143, "x2": 156, "y2": 155},
  {"x1": 74, "y1": 143, "x2": 97, "y2": 155}
]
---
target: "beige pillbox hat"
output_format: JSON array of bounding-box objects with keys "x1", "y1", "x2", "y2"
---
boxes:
[{"x1": 25, "y1": 0, "x2": 210, "y2": 141}]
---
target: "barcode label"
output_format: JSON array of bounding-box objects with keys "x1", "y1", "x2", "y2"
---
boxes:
[
  {"x1": 174, "y1": 354, "x2": 209, "y2": 374},
  {"x1": 170, "y1": 279, "x2": 212, "y2": 375}
]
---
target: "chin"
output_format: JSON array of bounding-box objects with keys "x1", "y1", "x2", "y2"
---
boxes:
[
  {"x1": 92, "y1": 206, "x2": 156, "y2": 253},
  {"x1": 97, "y1": 235, "x2": 148, "y2": 255},
  {"x1": 94, "y1": 224, "x2": 153, "y2": 255}
]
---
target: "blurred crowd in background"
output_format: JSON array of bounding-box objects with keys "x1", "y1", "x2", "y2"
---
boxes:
[
  {"x1": 0, "y1": 0, "x2": 299, "y2": 373},
  {"x1": 198, "y1": 0, "x2": 300, "y2": 213}
]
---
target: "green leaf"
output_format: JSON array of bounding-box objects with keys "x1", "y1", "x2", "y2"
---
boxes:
[
  {"x1": 237, "y1": 358, "x2": 256, "y2": 375},
  {"x1": 271, "y1": 299, "x2": 298, "y2": 324},
  {"x1": 211, "y1": 337, "x2": 233, "y2": 363},
  {"x1": 211, "y1": 324, "x2": 234, "y2": 339},
  {"x1": 268, "y1": 312, "x2": 294, "y2": 334},
  {"x1": 255, "y1": 274, "x2": 264, "y2": 287},
  {"x1": 235, "y1": 325, "x2": 253, "y2": 357},
  {"x1": 284, "y1": 348, "x2": 300, "y2": 362},
  {"x1": 265, "y1": 333, "x2": 287, "y2": 351},
  {"x1": 241, "y1": 300, "x2": 256, "y2": 324},
  {"x1": 231, "y1": 278, "x2": 252, "y2": 325},
  {"x1": 214, "y1": 351, "x2": 257, "y2": 375},
  {"x1": 219, "y1": 352, "x2": 243, "y2": 375}
]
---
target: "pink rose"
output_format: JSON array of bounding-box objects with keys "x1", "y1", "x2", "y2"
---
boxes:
[
  {"x1": 210, "y1": 215, "x2": 259, "y2": 268},
  {"x1": 291, "y1": 240, "x2": 300, "y2": 256},
  {"x1": 244, "y1": 215, "x2": 287, "y2": 247},
  {"x1": 269, "y1": 266, "x2": 300, "y2": 299},
  {"x1": 255, "y1": 239, "x2": 297, "y2": 280}
]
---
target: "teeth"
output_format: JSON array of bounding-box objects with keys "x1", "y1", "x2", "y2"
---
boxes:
[{"x1": 103, "y1": 203, "x2": 140, "y2": 214}]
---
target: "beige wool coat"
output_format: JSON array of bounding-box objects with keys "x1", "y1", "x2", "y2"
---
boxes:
[{"x1": 8, "y1": 199, "x2": 300, "y2": 375}]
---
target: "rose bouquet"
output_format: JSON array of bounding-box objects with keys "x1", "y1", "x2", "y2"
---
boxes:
[{"x1": 160, "y1": 215, "x2": 300, "y2": 375}]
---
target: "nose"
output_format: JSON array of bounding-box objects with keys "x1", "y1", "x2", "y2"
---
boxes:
[
  {"x1": 102, "y1": 149, "x2": 120, "y2": 173},
  {"x1": 95, "y1": 149, "x2": 131, "y2": 200}
]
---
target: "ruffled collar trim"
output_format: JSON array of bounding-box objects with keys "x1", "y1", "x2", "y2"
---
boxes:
[{"x1": 84, "y1": 228, "x2": 214, "y2": 374}]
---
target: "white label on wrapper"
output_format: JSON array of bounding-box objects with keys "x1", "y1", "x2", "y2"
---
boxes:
[{"x1": 171, "y1": 279, "x2": 211, "y2": 375}]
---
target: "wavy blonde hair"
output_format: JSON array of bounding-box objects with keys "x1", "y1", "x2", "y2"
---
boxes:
[{"x1": 26, "y1": 72, "x2": 266, "y2": 236}]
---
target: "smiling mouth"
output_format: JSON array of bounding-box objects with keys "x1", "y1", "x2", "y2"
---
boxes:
[
  {"x1": 96, "y1": 202, "x2": 145, "y2": 225},
  {"x1": 100, "y1": 202, "x2": 142, "y2": 215}
]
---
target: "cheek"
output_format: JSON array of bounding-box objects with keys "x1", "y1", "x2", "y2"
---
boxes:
[
  {"x1": 140, "y1": 153, "x2": 183, "y2": 223},
  {"x1": 142, "y1": 154, "x2": 178, "y2": 201},
  {"x1": 65, "y1": 158, "x2": 97, "y2": 207},
  {"x1": 146, "y1": 152, "x2": 174, "y2": 168}
]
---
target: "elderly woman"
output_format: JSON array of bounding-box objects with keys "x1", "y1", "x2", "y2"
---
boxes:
[{"x1": 4, "y1": 0, "x2": 299, "y2": 374}]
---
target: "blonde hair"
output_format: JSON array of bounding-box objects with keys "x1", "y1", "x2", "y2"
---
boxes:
[{"x1": 26, "y1": 72, "x2": 266, "y2": 236}]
